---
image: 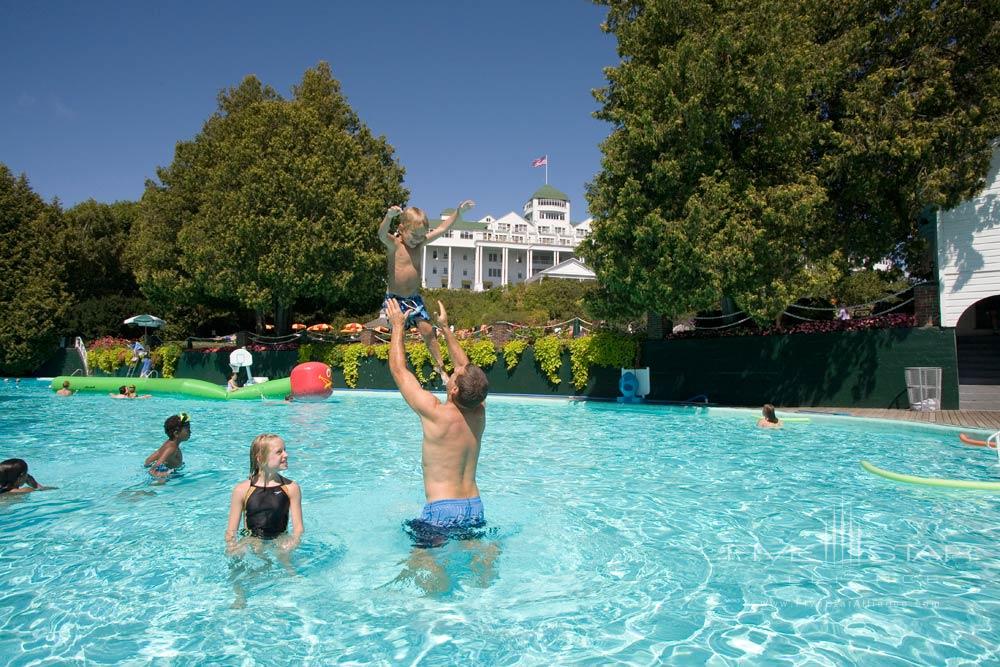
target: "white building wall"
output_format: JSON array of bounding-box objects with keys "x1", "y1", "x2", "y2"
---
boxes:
[
  {"x1": 937, "y1": 147, "x2": 1000, "y2": 327},
  {"x1": 419, "y1": 197, "x2": 594, "y2": 291}
]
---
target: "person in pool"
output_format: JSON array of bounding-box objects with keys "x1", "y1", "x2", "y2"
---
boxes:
[
  {"x1": 144, "y1": 412, "x2": 192, "y2": 478},
  {"x1": 56, "y1": 380, "x2": 75, "y2": 396},
  {"x1": 757, "y1": 403, "x2": 783, "y2": 428},
  {"x1": 126, "y1": 385, "x2": 152, "y2": 399},
  {"x1": 225, "y1": 434, "x2": 303, "y2": 554},
  {"x1": 110, "y1": 385, "x2": 129, "y2": 399},
  {"x1": 386, "y1": 298, "x2": 489, "y2": 543},
  {"x1": 0, "y1": 459, "x2": 54, "y2": 494}
]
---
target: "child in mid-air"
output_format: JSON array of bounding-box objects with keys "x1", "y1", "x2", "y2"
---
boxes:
[
  {"x1": 379, "y1": 200, "x2": 475, "y2": 382},
  {"x1": 144, "y1": 412, "x2": 192, "y2": 477}
]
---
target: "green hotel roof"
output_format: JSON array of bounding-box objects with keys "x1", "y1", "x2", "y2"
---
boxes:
[
  {"x1": 530, "y1": 184, "x2": 569, "y2": 201},
  {"x1": 431, "y1": 210, "x2": 490, "y2": 231}
]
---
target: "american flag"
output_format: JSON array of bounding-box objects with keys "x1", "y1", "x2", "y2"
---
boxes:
[{"x1": 531, "y1": 155, "x2": 548, "y2": 168}]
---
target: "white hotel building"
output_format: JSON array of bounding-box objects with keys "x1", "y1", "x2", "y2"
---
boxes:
[{"x1": 421, "y1": 184, "x2": 593, "y2": 291}]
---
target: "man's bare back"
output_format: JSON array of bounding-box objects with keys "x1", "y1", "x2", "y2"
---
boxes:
[
  {"x1": 385, "y1": 298, "x2": 489, "y2": 503},
  {"x1": 419, "y1": 391, "x2": 485, "y2": 502}
]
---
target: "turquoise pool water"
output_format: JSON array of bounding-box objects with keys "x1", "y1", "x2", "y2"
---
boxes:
[{"x1": 1, "y1": 380, "x2": 998, "y2": 665}]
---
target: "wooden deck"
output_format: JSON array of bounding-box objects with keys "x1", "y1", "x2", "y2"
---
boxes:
[{"x1": 789, "y1": 407, "x2": 1000, "y2": 431}]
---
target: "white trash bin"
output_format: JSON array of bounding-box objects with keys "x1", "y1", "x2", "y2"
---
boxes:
[{"x1": 905, "y1": 367, "x2": 942, "y2": 411}]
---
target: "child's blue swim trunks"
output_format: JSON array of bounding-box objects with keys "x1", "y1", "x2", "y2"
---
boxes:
[
  {"x1": 403, "y1": 497, "x2": 486, "y2": 548},
  {"x1": 381, "y1": 293, "x2": 430, "y2": 328}
]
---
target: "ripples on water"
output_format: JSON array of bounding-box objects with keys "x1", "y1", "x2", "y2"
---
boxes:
[{"x1": 0, "y1": 382, "x2": 998, "y2": 664}]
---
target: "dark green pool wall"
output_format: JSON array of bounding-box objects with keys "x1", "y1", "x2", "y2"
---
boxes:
[
  {"x1": 33, "y1": 328, "x2": 959, "y2": 408},
  {"x1": 642, "y1": 327, "x2": 959, "y2": 408},
  {"x1": 333, "y1": 348, "x2": 621, "y2": 397},
  {"x1": 176, "y1": 350, "x2": 300, "y2": 384}
]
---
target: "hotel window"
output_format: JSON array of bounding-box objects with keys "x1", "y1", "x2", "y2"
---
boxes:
[
  {"x1": 460, "y1": 231, "x2": 473, "y2": 239},
  {"x1": 513, "y1": 236, "x2": 524, "y2": 243},
  {"x1": 576, "y1": 229, "x2": 587, "y2": 237},
  {"x1": 463, "y1": 254, "x2": 468, "y2": 261},
  {"x1": 432, "y1": 268, "x2": 437, "y2": 274},
  {"x1": 498, "y1": 223, "x2": 510, "y2": 232},
  {"x1": 441, "y1": 279, "x2": 447, "y2": 287},
  {"x1": 541, "y1": 237, "x2": 554, "y2": 244},
  {"x1": 538, "y1": 199, "x2": 566, "y2": 208},
  {"x1": 442, "y1": 267, "x2": 448, "y2": 275},
  {"x1": 463, "y1": 269, "x2": 468, "y2": 276},
  {"x1": 540, "y1": 211, "x2": 565, "y2": 221},
  {"x1": 515, "y1": 224, "x2": 527, "y2": 233},
  {"x1": 517, "y1": 272, "x2": 523, "y2": 279},
  {"x1": 488, "y1": 253, "x2": 498, "y2": 262},
  {"x1": 432, "y1": 250, "x2": 438, "y2": 260},
  {"x1": 488, "y1": 268, "x2": 501, "y2": 278},
  {"x1": 539, "y1": 226, "x2": 550, "y2": 234}
]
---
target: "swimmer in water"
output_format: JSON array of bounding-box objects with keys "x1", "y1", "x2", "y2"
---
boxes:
[
  {"x1": 757, "y1": 403, "x2": 783, "y2": 428},
  {"x1": 225, "y1": 434, "x2": 304, "y2": 553},
  {"x1": 0, "y1": 459, "x2": 55, "y2": 494},
  {"x1": 144, "y1": 412, "x2": 192, "y2": 478}
]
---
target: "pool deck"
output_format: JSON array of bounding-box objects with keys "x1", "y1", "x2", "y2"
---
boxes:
[{"x1": 789, "y1": 407, "x2": 1000, "y2": 432}]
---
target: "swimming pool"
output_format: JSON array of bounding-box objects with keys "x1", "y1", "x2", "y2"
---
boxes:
[{"x1": 1, "y1": 381, "x2": 998, "y2": 664}]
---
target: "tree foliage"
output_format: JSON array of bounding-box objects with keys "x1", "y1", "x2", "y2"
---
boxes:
[
  {"x1": 49, "y1": 200, "x2": 152, "y2": 339},
  {"x1": 127, "y1": 62, "x2": 407, "y2": 333},
  {"x1": 583, "y1": 0, "x2": 1000, "y2": 322},
  {"x1": 0, "y1": 165, "x2": 69, "y2": 374}
]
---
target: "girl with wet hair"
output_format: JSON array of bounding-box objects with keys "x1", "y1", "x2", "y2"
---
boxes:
[
  {"x1": 225, "y1": 434, "x2": 304, "y2": 553},
  {"x1": 0, "y1": 459, "x2": 53, "y2": 494},
  {"x1": 757, "y1": 403, "x2": 783, "y2": 428}
]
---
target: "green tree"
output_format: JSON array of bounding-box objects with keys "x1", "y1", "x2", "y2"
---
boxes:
[
  {"x1": 583, "y1": 0, "x2": 1000, "y2": 322},
  {"x1": 50, "y1": 199, "x2": 151, "y2": 339},
  {"x1": 0, "y1": 165, "x2": 69, "y2": 374},
  {"x1": 128, "y1": 62, "x2": 407, "y2": 333}
]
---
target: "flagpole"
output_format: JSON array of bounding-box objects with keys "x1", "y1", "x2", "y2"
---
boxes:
[{"x1": 545, "y1": 156, "x2": 548, "y2": 185}]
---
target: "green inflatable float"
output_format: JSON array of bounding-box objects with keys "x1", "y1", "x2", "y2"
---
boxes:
[
  {"x1": 860, "y1": 460, "x2": 1000, "y2": 491},
  {"x1": 50, "y1": 375, "x2": 291, "y2": 400}
]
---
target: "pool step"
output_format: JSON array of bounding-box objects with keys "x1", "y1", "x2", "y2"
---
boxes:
[{"x1": 959, "y1": 384, "x2": 1000, "y2": 411}]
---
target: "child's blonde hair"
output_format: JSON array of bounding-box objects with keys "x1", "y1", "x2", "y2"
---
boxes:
[
  {"x1": 398, "y1": 206, "x2": 429, "y2": 233},
  {"x1": 248, "y1": 433, "x2": 283, "y2": 480}
]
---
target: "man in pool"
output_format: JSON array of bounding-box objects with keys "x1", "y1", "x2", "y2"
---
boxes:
[{"x1": 385, "y1": 298, "x2": 489, "y2": 544}]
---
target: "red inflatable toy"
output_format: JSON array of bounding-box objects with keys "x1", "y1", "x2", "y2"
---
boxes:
[{"x1": 289, "y1": 362, "x2": 333, "y2": 401}]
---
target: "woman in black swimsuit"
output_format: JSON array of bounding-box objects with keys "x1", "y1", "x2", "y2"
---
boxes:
[{"x1": 225, "y1": 434, "x2": 304, "y2": 554}]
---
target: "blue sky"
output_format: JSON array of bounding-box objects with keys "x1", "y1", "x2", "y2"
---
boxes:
[{"x1": 0, "y1": 1, "x2": 617, "y2": 221}]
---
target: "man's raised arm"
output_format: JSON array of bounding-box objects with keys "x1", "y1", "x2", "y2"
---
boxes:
[
  {"x1": 386, "y1": 298, "x2": 439, "y2": 417},
  {"x1": 434, "y1": 301, "x2": 469, "y2": 368}
]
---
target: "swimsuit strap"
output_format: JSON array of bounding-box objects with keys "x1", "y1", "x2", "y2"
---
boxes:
[{"x1": 242, "y1": 484, "x2": 257, "y2": 533}]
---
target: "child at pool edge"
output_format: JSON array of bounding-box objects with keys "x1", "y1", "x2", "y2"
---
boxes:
[
  {"x1": 757, "y1": 403, "x2": 783, "y2": 428},
  {"x1": 143, "y1": 412, "x2": 192, "y2": 477},
  {"x1": 225, "y1": 434, "x2": 303, "y2": 554},
  {"x1": 379, "y1": 200, "x2": 475, "y2": 384},
  {"x1": 0, "y1": 458, "x2": 55, "y2": 494}
]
